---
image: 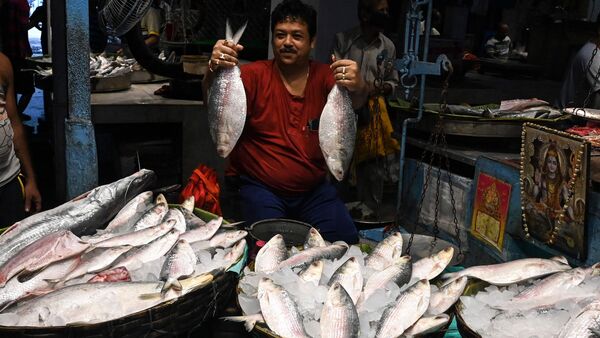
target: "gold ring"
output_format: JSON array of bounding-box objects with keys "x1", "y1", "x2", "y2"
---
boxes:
[
  {"x1": 342, "y1": 73, "x2": 346, "y2": 80},
  {"x1": 215, "y1": 59, "x2": 220, "y2": 66},
  {"x1": 219, "y1": 53, "x2": 225, "y2": 60}
]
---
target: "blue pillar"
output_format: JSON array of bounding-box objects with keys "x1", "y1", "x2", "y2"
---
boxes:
[{"x1": 65, "y1": 0, "x2": 98, "y2": 198}]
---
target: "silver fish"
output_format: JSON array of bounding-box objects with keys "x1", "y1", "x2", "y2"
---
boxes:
[
  {"x1": 0, "y1": 257, "x2": 79, "y2": 311},
  {"x1": 162, "y1": 208, "x2": 187, "y2": 233},
  {"x1": 179, "y1": 217, "x2": 223, "y2": 243},
  {"x1": 257, "y1": 277, "x2": 308, "y2": 338},
  {"x1": 511, "y1": 268, "x2": 587, "y2": 303},
  {"x1": 58, "y1": 246, "x2": 133, "y2": 283},
  {"x1": 304, "y1": 227, "x2": 327, "y2": 249},
  {"x1": 359, "y1": 255, "x2": 412, "y2": 309},
  {"x1": 112, "y1": 229, "x2": 180, "y2": 271},
  {"x1": 328, "y1": 257, "x2": 363, "y2": 305},
  {"x1": 94, "y1": 220, "x2": 175, "y2": 248},
  {"x1": 223, "y1": 239, "x2": 247, "y2": 268},
  {"x1": 0, "y1": 281, "x2": 183, "y2": 327},
  {"x1": 441, "y1": 256, "x2": 571, "y2": 286},
  {"x1": 318, "y1": 84, "x2": 356, "y2": 181},
  {"x1": 365, "y1": 232, "x2": 403, "y2": 271},
  {"x1": 403, "y1": 314, "x2": 450, "y2": 337},
  {"x1": 132, "y1": 202, "x2": 169, "y2": 232},
  {"x1": 255, "y1": 234, "x2": 288, "y2": 273},
  {"x1": 103, "y1": 191, "x2": 153, "y2": 233},
  {"x1": 558, "y1": 299, "x2": 600, "y2": 338},
  {"x1": 426, "y1": 276, "x2": 468, "y2": 316},
  {"x1": 411, "y1": 247, "x2": 454, "y2": 281},
  {"x1": 209, "y1": 230, "x2": 248, "y2": 249},
  {"x1": 207, "y1": 20, "x2": 248, "y2": 158},
  {"x1": 375, "y1": 279, "x2": 431, "y2": 338},
  {"x1": 279, "y1": 242, "x2": 349, "y2": 270},
  {"x1": 320, "y1": 282, "x2": 360, "y2": 338},
  {"x1": 299, "y1": 260, "x2": 323, "y2": 285},
  {"x1": 0, "y1": 230, "x2": 88, "y2": 287},
  {"x1": 160, "y1": 239, "x2": 197, "y2": 292},
  {"x1": 0, "y1": 169, "x2": 155, "y2": 268}
]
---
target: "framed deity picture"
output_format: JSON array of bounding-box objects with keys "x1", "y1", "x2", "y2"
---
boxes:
[
  {"x1": 471, "y1": 173, "x2": 512, "y2": 252},
  {"x1": 521, "y1": 123, "x2": 590, "y2": 260}
]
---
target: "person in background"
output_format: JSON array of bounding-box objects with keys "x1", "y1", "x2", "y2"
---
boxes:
[
  {"x1": 140, "y1": 0, "x2": 163, "y2": 50},
  {"x1": 0, "y1": 52, "x2": 42, "y2": 227},
  {"x1": 558, "y1": 18, "x2": 600, "y2": 109},
  {"x1": 0, "y1": 0, "x2": 35, "y2": 120},
  {"x1": 332, "y1": 0, "x2": 400, "y2": 212},
  {"x1": 485, "y1": 22, "x2": 511, "y2": 59},
  {"x1": 203, "y1": 0, "x2": 368, "y2": 243}
]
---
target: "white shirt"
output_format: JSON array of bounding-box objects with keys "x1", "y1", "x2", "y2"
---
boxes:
[
  {"x1": 485, "y1": 36, "x2": 511, "y2": 57},
  {"x1": 332, "y1": 26, "x2": 399, "y2": 95}
]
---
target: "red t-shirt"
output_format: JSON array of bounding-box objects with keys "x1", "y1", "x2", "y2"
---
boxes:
[{"x1": 227, "y1": 60, "x2": 336, "y2": 196}]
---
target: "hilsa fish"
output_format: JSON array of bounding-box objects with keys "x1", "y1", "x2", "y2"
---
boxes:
[
  {"x1": 207, "y1": 20, "x2": 248, "y2": 158},
  {"x1": 319, "y1": 84, "x2": 356, "y2": 181},
  {"x1": 0, "y1": 169, "x2": 155, "y2": 268}
]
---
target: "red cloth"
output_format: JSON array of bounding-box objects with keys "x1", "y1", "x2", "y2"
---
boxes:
[
  {"x1": 227, "y1": 60, "x2": 335, "y2": 196},
  {"x1": 0, "y1": 0, "x2": 32, "y2": 61},
  {"x1": 180, "y1": 164, "x2": 222, "y2": 215}
]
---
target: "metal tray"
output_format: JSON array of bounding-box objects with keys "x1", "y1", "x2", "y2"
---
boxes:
[
  {"x1": 564, "y1": 107, "x2": 600, "y2": 121},
  {"x1": 90, "y1": 73, "x2": 131, "y2": 93},
  {"x1": 412, "y1": 110, "x2": 571, "y2": 138}
]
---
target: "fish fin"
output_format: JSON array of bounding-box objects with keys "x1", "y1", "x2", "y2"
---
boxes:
[
  {"x1": 221, "y1": 314, "x2": 264, "y2": 332},
  {"x1": 221, "y1": 220, "x2": 245, "y2": 229},
  {"x1": 550, "y1": 256, "x2": 570, "y2": 265},
  {"x1": 231, "y1": 21, "x2": 248, "y2": 45},
  {"x1": 182, "y1": 196, "x2": 195, "y2": 212},
  {"x1": 161, "y1": 279, "x2": 183, "y2": 294},
  {"x1": 156, "y1": 193, "x2": 167, "y2": 205}
]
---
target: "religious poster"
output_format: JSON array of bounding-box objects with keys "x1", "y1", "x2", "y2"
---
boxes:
[
  {"x1": 521, "y1": 123, "x2": 590, "y2": 260},
  {"x1": 471, "y1": 173, "x2": 511, "y2": 252}
]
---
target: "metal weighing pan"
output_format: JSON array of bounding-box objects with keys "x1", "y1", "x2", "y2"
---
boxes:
[
  {"x1": 412, "y1": 109, "x2": 571, "y2": 138},
  {"x1": 248, "y1": 218, "x2": 312, "y2": 247},
  {"x1": 90, "y1": 72, "x2": 132, "y2": 93},
  {"x1": 564, "y1": 107, "x2": 600, "y2": 121}
]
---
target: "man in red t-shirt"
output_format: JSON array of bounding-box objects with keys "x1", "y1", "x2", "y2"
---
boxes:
[{"x1": 203, "y1": 0, "x2": 367, "y2": 243}]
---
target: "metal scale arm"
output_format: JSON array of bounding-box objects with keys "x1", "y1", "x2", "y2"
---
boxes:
[{"x1": 395, "y1": 0, "x2": 451, "y2": 212}]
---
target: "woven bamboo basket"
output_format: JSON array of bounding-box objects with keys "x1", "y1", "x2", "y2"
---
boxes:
[{"x1": 0, "y1": 207, "x2": 245, "y2": 338}]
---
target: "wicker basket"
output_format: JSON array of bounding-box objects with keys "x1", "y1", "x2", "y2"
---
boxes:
[{"x1": 0, "y1": 207, "x2": 244, "y2": 338}]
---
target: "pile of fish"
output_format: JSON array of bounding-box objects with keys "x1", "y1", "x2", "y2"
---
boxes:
[
  {"x1": 0, "y1": 170, "x2": 246, "y2": 327},
  {"x1": 445, "y1": 98, "x2": 564, "y2": 119},
  {"x1": 455, "y1": 258, "x2": 600, "y2": 337},
  {"x1": 235, "y1": 231, "x2": 459, "y2": 337},
  {"x1": 89, "y1": 54, "x2": 136, "y2": 78}
]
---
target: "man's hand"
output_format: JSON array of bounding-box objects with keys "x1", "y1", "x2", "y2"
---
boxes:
[
  {"x1": 209, "y1": 39, "x2": 244, "y2": 72},
  {"x1": 330, "y1": 58, "x2": 365, "y2": 93},
  {"x1": 23, "y1": 179, "x2": 41, "y2": 213}
]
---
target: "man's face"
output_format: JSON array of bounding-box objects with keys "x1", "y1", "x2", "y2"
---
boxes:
[
  {"x1": 272, "y1": 18, "x2": 315, "y2": 66},
  {"x1": 363, "y1": 0, "x2": 389, "y2": 31}
]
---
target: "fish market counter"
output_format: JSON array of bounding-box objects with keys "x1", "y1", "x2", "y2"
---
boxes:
[{"x1": 91, "y1": 83, "x2": 224, "y2": 185}]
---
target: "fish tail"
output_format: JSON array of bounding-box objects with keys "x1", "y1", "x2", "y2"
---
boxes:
[
  {"x1": 232, "y1": 21, "x2": 248, "y2": 44},
  {"x1": 221, "y1": 314, "x2": 264, "y2": 332}
]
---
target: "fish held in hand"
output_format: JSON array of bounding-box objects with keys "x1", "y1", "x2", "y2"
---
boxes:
[
  {"x1": 207, "y1": 20, "x2": 248, "y2": 158},
  {"x1": 319, "y1": 84, "x2": 356, "y2": 181}
]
